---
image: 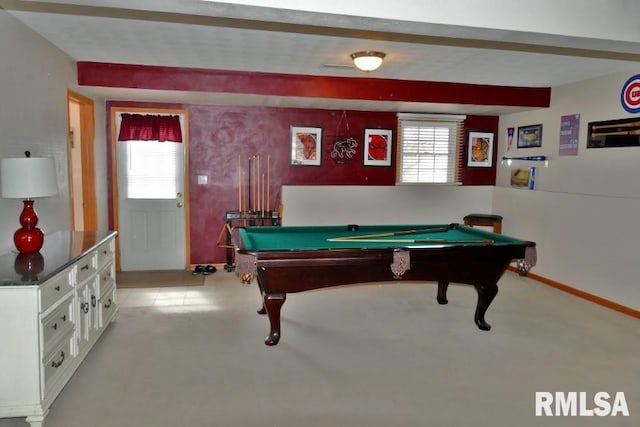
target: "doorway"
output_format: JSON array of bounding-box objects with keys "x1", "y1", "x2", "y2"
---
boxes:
[{"x1": 110, "y1": 108, "x2": 190, "y2": 271}]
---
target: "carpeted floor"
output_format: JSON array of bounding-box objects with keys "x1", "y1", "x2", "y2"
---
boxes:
[
  {"x1": 116, "y1": 269, "x2": 205, "y2": 288},
  {"x1": 6, "y1": 271, "x2": 636, "y2": 427}
]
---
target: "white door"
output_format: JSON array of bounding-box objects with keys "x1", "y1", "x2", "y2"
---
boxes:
[{"x1": 116, "y1": 115, "x2": 186, "y2": 271}]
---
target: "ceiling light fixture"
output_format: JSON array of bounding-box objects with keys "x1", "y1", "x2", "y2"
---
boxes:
[{"x1": 350, "y1": 51, "x2": 386, "y2": 72}]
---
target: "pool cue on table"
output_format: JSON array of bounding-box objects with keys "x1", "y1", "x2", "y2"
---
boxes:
[
  {"x1": 328, "y1": 237, "x2": 495, "y2": 244},
  {"x1": 333, "y1": 226, "x2": 449, "y2": 241}
]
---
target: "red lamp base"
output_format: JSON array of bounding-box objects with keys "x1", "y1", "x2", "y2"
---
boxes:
[
  {"x1": 14, "y1": 199, "x2": 45, "y2": 254},
  {"x1": 14, "y1": 227, "x2": 45, "y2": 254}
]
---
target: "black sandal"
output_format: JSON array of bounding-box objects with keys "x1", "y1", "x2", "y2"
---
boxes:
[
  {"x1": 192, "y1": 265, "x2": 205, "y2": 275},
  {"x1": 203, "y1": 265, "x2": 217, "y2": 275}
]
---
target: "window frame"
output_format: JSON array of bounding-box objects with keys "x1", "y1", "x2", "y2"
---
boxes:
[{"x1": 396, "y1": 113, "x2": 466, "y2": 185}]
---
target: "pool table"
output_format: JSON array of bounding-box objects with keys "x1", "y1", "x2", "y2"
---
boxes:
[{"x1": 232, "y1": 223, "x2": 536, "y2": 346}]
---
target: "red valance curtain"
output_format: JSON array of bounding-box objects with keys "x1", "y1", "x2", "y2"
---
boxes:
[{"x1": 118, "y1": 114, "x2": 183, "y2": 142}]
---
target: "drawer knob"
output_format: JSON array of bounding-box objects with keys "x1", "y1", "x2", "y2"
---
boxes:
[
  {"x1": 104, "y1": 298, "x2": 112, "y2": 309},
  {"x1": 55, "y1": 285, "x2": 61, "y2": 291},
  {"x1": 52, "y1": 322, "x2": 57, "y2": 330},
  {"x1": 91, "y1": 295, "x2": 97, "y2": 307},
  {"x1": 51, "y1": 351, "x2": 65, "y2": 368},
  {"x1": 81, "y1": 302, "x2": 89, "y2": 314},
  {"x1": 81, "y1": 264, "x2": 89, "y2": 271}
]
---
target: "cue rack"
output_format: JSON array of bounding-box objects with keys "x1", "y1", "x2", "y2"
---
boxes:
[{"x1": 216, "y1": 154, "x2": 281, "y2": 271}]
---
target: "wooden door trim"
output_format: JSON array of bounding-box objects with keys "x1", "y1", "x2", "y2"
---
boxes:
[{"x1": 67, "y1": 90, "x2": 97, "y2": 230}]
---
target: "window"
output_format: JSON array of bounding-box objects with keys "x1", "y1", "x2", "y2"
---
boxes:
[
  {"x1": 396, "y1": 114, "x2": 465, "y2": 184},
  {"x1": 119, "y1": 140, "x2": 182, "y2": 199}
]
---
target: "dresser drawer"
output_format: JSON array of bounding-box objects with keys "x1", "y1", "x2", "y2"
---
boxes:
[
  {"x1": 41, "y1": 295, "x2": 74, "y2": 354},
  {"x1": 98, "y1": 264, "x2": 115, "y2": 297},
  {"x1": 40, "y1": 267, "x2": 74, "y2": 312},
  {"x1": 43, "y1": 333, "x2": 74, "y2": 397},
  {"x1": 99, "y1": 284, "x2": 117, "y2": 327},
  {"x1": 96, "y1": 239, "x2": 115, "y2": 269},
  {"x1": 76, "y1": 252, "x2": 98, "y2": 285}
]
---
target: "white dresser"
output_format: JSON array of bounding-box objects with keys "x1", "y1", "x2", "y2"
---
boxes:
[{"x1": 0, "y1": 231, "x2": 118, "y2": 427}]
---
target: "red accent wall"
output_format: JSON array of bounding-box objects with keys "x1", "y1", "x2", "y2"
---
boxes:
[
  {"x1": 80, "y1": 62, "x2": 551, "y2": 108},
  {"x1": 107, "y1": 101, "x2": 498, "y2": 265}
]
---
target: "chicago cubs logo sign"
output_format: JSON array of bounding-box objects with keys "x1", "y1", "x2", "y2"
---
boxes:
[{"x1": 621, "y1": 74, "x2": 640, "y2": 113}]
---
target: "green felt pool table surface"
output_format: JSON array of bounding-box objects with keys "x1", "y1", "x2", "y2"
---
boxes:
[{"x1": 236, "y1": 223, "x2": 526, "y2": 251}]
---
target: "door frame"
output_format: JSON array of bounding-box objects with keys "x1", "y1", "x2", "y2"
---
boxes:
[
  {"x1": 67, "y1": 90, "x2": 97, "y2": 231},
  {"x1": 109, "y1": 106, "x2": 191, "y2": 271}
]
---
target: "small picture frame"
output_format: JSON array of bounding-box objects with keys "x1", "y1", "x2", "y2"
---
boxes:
[
  {"x1": 290, "y1": 126, "x2": 322, "y2": 166},
  {"x1": 363, "y1": 128, "x2": 392, "y2": 166},
  {"x1": 467, "y1": 131, "x2": 494, "y2": 167},
  {"x1": 517, "y1": 124, "x2": 543, "y2": 148}
]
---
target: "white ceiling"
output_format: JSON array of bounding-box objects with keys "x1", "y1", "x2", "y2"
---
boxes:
[{"x1": 3, "y1": 0, "x2": 640, "y2": 114}]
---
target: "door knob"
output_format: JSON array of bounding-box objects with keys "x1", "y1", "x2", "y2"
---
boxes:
[
  {"x1": 177, "y1": 192, "x2": 183, "y2": 198},
  {"x1": 177, "y1": 202, "x2": 184, "y2": 208}
]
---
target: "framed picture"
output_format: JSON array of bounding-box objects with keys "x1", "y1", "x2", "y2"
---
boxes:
[
  {"x1": 467, "y1": 131, "x2": 494, "y2": 167},
  {"x1": 290, "y1": 126, "x2": 322, "y2": 166},
  {"x1": 517, "y1": 124, "x2": 543, "y2": 148},
  {"x1": 363, "y1": 128, "x2": 392, "y2": 166}
]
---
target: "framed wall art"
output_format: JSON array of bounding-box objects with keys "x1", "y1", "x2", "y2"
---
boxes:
[
  {"x1": 467, "y1": 131, "x2": 494, "y2": 167},
  {"x1": 517, "y1": 124, "x2": 543, "y2": 148},
  {"x1": 290, "y1": 126, "x2": 322, "y2": 166},
  {"x1": 363, "y1": 128, "x2": 392, "y2": 166}
]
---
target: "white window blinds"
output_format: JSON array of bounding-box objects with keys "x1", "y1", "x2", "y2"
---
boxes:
[
  {"x1": 119, "y1": 140, "x2": 181, "y2": 199},
  {"x1": 397, "y1": 114, "x2": 465, "y2": 184}
]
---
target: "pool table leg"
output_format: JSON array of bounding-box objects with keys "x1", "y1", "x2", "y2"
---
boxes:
[
  {"x1": 474, "y1": 282, "x2": 498, "y2": 331},
  {"x1": 263, "y1": 293, "x2": 286, "y2": 346},
  {"x1": 437, "y1": 281, "x2": 449, "y2": 304}
]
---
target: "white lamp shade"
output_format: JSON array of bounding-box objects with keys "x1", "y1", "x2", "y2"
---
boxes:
[{"x1": 1, "y1": 157, "x2": 58, "y2": 199}]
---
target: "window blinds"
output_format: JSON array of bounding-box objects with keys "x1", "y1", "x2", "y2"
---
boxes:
[{"x1": 397, "y1": 115, "x2": 465, "y2": 184}]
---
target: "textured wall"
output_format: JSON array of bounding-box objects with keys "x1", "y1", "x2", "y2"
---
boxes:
[{"x1": 107, "y1": 101, "x2": 498, "y2": 264}]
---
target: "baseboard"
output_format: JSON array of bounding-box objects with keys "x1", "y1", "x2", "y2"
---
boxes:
[{"x1": 508, "y1": 266, "x2": 640, "y2": 319}]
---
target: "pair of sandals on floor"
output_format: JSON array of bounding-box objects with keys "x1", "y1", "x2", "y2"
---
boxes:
[{"x1": 192, "y1": 264, "x2": 216, "y2": 275}]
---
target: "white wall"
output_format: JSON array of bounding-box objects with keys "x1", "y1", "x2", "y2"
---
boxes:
[
  {"x1": 496, "y1": 70, "x2": 640, "y2": 310},
  {"x1": 282, "y1": 185, "x2": 493, "y2": 226},
  {"x1": 0, "y1": 10, "x2": 107, "y2": 253}
]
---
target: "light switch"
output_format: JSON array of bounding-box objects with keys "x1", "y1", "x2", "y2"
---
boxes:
[{"x1": 197, "y1": 175, "x2": 208, "y2": 185}]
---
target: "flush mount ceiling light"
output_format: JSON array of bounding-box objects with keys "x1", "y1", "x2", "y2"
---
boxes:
[{"x1": 350, "y1": 51, "x2": 386, "y2": 72}]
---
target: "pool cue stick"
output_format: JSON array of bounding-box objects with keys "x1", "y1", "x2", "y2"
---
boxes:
[
  {"x1": 247, "y1": 156, "x2": 252, "y2": 212},
  {"x1": 335, "y1": 226, "x2": 449, "y2": 241},
  {"x1": 328, "y1": 237, "x2": 494, "y2": 244},
  {"x1": 257, "y1": 155, "x2": 260, "y2": 212},
  {"x1": 592, "y1": 121, "x2": 640, "y2": 130},
  {"x1": 253, "y1": 155, "x2": 257, "y2": 211},
  {"x1": 238, "y1": 156, "x2": 241, "y2": 212},
  {"x1": 262, "y1": 173, "x2": 266, "y2": 212},
  {"x1": 592, "y1": 129, "x2": 640, "y2": 137},
  {"x1": 267, "y1": 155, "x2": 270, "y2": 212}
]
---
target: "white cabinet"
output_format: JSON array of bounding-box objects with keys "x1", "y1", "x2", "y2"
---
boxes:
[{"x1": 0, "y1": 231, "x2": 117, "y2": 427}]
